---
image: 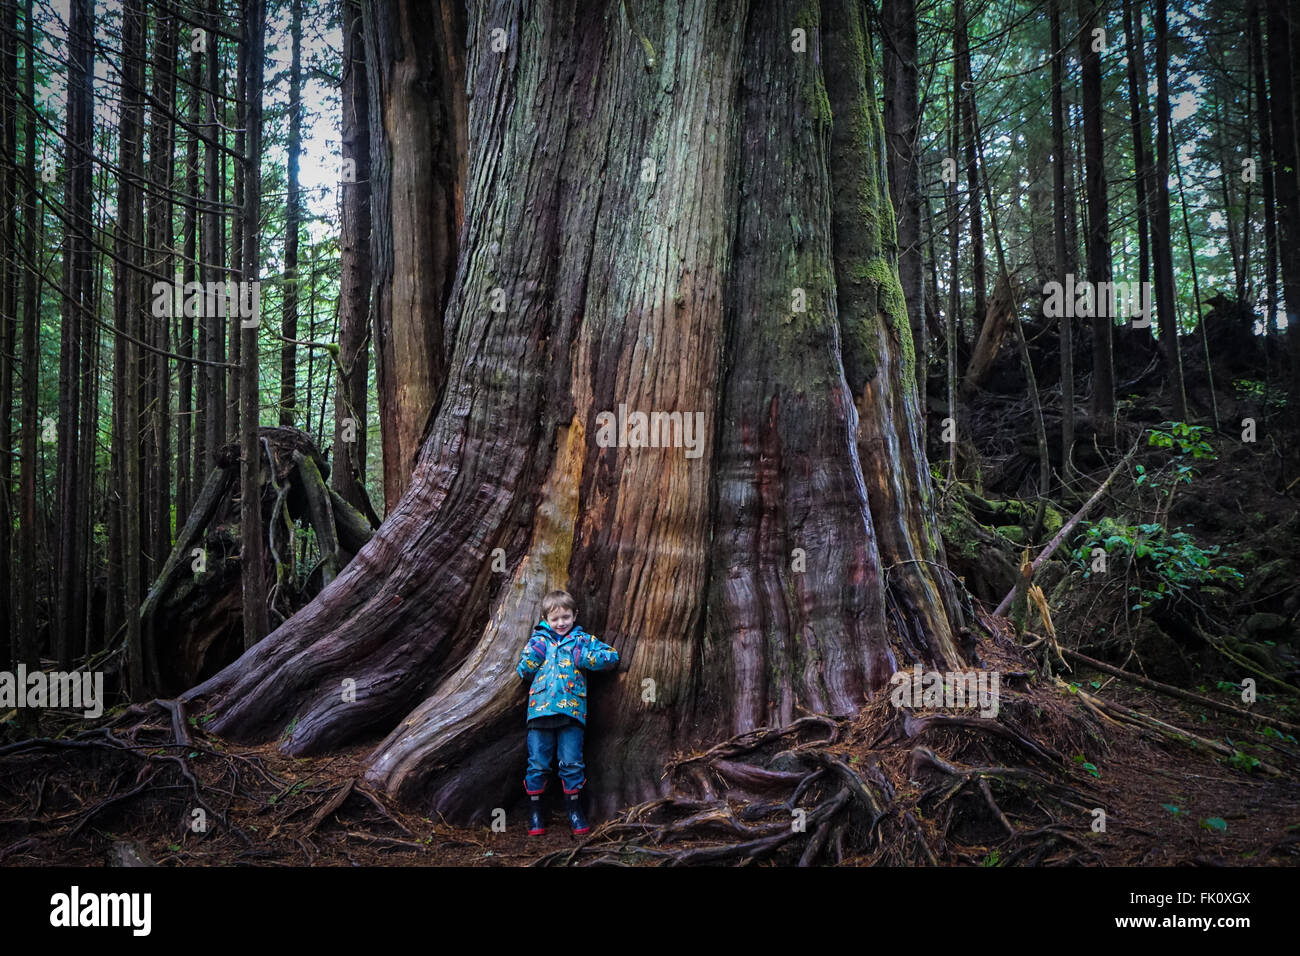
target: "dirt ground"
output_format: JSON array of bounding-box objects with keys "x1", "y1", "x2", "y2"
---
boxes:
[{"x1": 2, "y1": 656, "x2": 1297, "y2": 867}]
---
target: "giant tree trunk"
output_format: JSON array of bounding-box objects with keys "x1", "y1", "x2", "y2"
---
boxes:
[{"x1": 185, "y1": 0, "x2": 964, "y2": 824}]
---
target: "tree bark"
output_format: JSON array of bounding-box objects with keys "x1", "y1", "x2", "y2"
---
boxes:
[
  {"x1": 1265, "y1": 0, "x2": 1300, "y2": 405},
  {"x1": 178, "y1": 29, "x2": 202, "y2": 523},
  {"x1": 0, "y1": 0, "x2": 15, "y2": 668},
  {"x1": 882, "y1": 0, "x2": 925, "y2": 423},
  {"x1": 198, "y1": 0, "x2": 226, "y2": 475},
  {"x1": 1251, "y1": 0, "x2": 1278, "y2": 332},
  {"x1": 240, "y1": 0, "x2": 270, "y2": 648},
  {"x1": 334, "y1": 0, "x2": 374, "y2": 519},
  {"x1": 1122, "y1": 0, "x2": 1151, "y2": 301},
  {"x1": 1079, "y1": 0, "x2": 1116, "y2": 433},
  {"x1": 17, "y1": 0, "x2": 39, "y2": 703},
  {"x1": 280, "y1": 0, "x2": 302, "y2": 427},
  {"x1": 1152, "y1": 0, "x2": 1188, "y2": 418},
  {"x1": 144, "y1": 2, "x2": 178, "y2": 685},
  {"x1": 186, "y1": 0, "x2": 964, "y2": 824},
  {"x1": 366, "y1": 0, "x2": 466, "y2": 513},
  {"x1": 55, "y1": 0, "x2": 95, "y2": 668},
  {"x1": 1051, "y1": 0, "x2": 1074, "y2": 474},
  {"x1": 954, "y1": 0, "x2": 986, "y2": 335},
  {"x1": 114, "y1": 0, "x2": 147, "y2": 692}
]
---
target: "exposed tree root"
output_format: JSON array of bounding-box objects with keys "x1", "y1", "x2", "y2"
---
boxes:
[
  {"x1": 0, "y1": 700, "x2": 425, "y2": 866},
  {"x1": 532, "y1": 688, "x2": 1108, "y2": 867}
]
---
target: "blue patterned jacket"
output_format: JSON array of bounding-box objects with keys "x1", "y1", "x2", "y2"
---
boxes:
[{"x1": 516, "y1": 621, "x2": 619, "y2": 725}]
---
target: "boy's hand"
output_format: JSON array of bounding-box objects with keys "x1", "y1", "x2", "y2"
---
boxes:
[{"x1": 573, "y1": 633, "x2": 619, "y2": 672}]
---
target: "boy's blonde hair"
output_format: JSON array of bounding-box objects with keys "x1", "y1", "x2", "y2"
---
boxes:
[{"x1": 541, "y1": 589, "x2": 577, "y2": 618}]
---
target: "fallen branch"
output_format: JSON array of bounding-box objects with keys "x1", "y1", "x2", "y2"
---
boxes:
[
  {"x1": 994, "y1": 436, "x2": 1140, "y2": 617},
  {"x1": 1061, "y1": 648, "x2": 1300, "y2": 735},
  {"x1": 1069, "y1": 684, "x2": 1285, "y2": 777}
]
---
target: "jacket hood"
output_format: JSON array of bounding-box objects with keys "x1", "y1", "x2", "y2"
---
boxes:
[{"x1": 534, "y1": 620, "x2": 585, "y2": 640}]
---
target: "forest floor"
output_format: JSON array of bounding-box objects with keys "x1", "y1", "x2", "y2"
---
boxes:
[
  {"x1": 3, "y1": 376, "x2": 1299, "y2": 866},
  {"x1": 1, "y1": 647, "x2": 1297, "y2": 867}
]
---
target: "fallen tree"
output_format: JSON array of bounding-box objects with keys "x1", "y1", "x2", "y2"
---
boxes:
[{"x1": 139, "y1": 426, "x2": 376, "y2": 694}]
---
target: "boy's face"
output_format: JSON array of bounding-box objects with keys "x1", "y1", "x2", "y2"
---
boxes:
[{"x1": 545, "y1": 607, "x2": 574, "y2": 635}]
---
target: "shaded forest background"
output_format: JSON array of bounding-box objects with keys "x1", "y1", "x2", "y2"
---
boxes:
[{"x1": 0, "y1": 0, "x2": 1297, "y2": 714}]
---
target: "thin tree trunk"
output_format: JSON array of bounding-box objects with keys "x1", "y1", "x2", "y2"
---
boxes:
[
  {"x1": 115, "y1": 0, "x2": 148, "y2": 693},
  {"x1": 199, "y1": 0, "x2": 225, "y2": 474},
  {"x1": 56, "y1": 0, "x2": 95, "y2": 668},
  {"x1": 882, "y1": 0, "x2": 925, "y2": 425},
  {"x1": 1173, "y1": 136, "x2": 1218, "y2": 428},
  {"x1": 334, "y1": 0, "x2": 374, "y2": 521},
  {"x1": 178, "y1": 32, "x2": 202, "y2": 523},
  {"x1": 228, "y1": 15, "x2": 242, "y2": 447},
  {"x1": 280, "y1": 0, "x2": 302, "y2": 427},
  {"x1": 1251, "y1": 0, "x2": 1278, "y2": 332},
  {"x1": 954, "y1": 0, "x2": 986, "y2": 334},
  {"x1": 240, "y1": 0, "x2": 269, "y2": 648},
  {"x1": 0, "y1": 0, "x2": 15, "y2": 666},
  {"x1": 143, "y1": 3, "x2": 178, "y2": 690},
  {"x1": 1152, "y1": 0, "x2": 1188, "y2": 418},
  {"x1": 1080, "y1": 0, "x2": 1116, "y2": 433},
  {"x1": 1123, "y1": 0, "x2": 1151, "y2": 295},
  {"x1": 1265, "y1": 0, "x2": 1300, "y2": 405},
  {"x1": 18, "y1": 0, "x2": 40, "y2": 705},
  {"x1": 1052, "y1": 0, "x2": 1073, "y2": 475},
  {"x1": 946, "y1": 74, "x2": 961, "y2": 479}
]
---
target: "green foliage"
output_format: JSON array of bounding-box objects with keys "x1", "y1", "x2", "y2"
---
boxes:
[
  {"x1": 1146, "y1": 421, "x2": 1216, "y2": 461},
  {"x1": 1073, "y1": 517, "x2": 1243, "y2": 610},
  {"x1": 1232, "y1": 378, "x2": 1286, "y2": 408},
  {"x1": 1225, "y1": 751, "x2": 1261, "y2": 773},
  {"x1": 1073, "y1": 754, "x2": 1100, "y2": 777}
]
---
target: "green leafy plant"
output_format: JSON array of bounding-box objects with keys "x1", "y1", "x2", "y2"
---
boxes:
[
  {"x1": 1146, "y1": 421, "x2": 1216, "y2": 461},
  {"x1": 1226, "y1": 751, "x2": 1261, "y2": 773},
  {"x1": 1072, "y1": 517, "x2": 1244, "y2": 610},
  {"x1": 1232, "y1": 378, "x2": 1286, "y2": 408}
]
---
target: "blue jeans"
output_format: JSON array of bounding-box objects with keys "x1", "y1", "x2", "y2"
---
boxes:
[{"x1": 525, "y1": 720, "x2": 586, "y2": 794}]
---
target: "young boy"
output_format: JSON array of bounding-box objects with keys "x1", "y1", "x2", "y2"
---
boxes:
[{"x1": 516, "y1": 589, "x2": 619, "y2": 835}]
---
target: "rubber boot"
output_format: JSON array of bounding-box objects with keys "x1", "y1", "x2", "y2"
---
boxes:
[
  {"x1": 565, "y1": 791, "x2": 590, "y2": 835},
  {"x1": 528, "y1": 794, "x2": 546, "y2": 836}
]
